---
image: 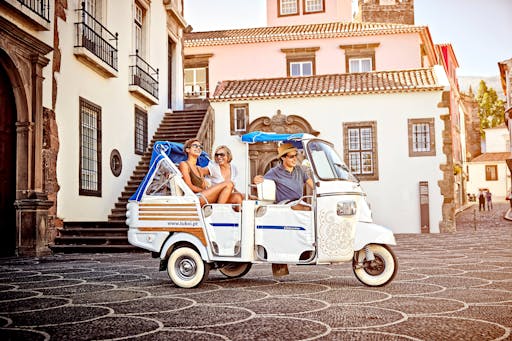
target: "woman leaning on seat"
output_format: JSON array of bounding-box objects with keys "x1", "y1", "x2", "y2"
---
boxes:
[
  {"x1": 207, "y1": 145, "x2": 244, "y2": 206},
  {"x1": 178, "y1": 138, "x2": 234, "y2": 205}
]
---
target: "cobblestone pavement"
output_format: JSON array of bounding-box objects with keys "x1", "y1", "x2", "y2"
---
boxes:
[{"x1": 1, "y1": 203, "x2": 511, "y2": 340}]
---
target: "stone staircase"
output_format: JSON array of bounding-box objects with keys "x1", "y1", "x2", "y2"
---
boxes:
[{"x1": 50, "y1": 108, "x2": 208, "y2": 253}]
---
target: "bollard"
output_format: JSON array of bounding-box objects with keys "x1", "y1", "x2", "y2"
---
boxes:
[{"x1": 473, "y1": 208, "x2": 477, "y2": 231}]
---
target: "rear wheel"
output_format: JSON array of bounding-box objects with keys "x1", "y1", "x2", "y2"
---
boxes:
[
  {"x1": 219, "y1": 262, "x2": 252, "y2": 278},
  {"x1": 167, "y1": 246, "x2": 209, "y2": 288},
  {"x1": 353, "y1": 244, "x2": 397, "y2": 287}
]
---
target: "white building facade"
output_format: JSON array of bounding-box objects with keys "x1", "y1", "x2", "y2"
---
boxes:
[{"x1": 210, "y1": 69, "x2": 448, "y2": 233}]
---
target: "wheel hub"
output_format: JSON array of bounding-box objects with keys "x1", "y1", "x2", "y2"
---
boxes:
[
  {"x1": 364, "y1": 255, "x2": 385, "y2": 276},
  {"x1": 177, "y1": 257, "x2": 197, "y2": 278}
]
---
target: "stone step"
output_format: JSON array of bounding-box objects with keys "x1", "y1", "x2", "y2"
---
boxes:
[{"x1": 49, "y1": 244, "x2": 141, "y2": 253}]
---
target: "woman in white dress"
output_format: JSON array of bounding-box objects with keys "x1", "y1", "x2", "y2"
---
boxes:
[{"x1": 207, "y1": 145, "x2": 243, "y2": 206}]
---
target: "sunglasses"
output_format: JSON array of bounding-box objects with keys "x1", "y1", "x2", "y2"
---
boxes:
[
  {"x1": 190, "y1": 143, "x2": 203, "y2": 150},
  {"x1": 285, "y1": 154, "x2": 297, "y2": 159},
  {"x1": 214, "y1": 153, "x2": 226, "y2": 158}
]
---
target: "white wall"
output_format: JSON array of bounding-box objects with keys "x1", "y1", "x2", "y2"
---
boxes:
[
  {"x1": 56, "y1": 1, "x2": 180, "y2": 221},
  {"x1": 466, "y1": 162, "x2": 510, "y2": 200},
  {"x1": 211, "y1": 90, "x2": 446, "y2": 233},
  {"x1": 484, "y1": 126, "x2": 509, "y2": 152}
]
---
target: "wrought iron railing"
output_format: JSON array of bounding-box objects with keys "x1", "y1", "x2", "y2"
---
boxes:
[
  {"x1": 74, "y1": 2, "x2": 118, "y2": 70},
  {"x1": 16, "y1": 0, "x2": 50, "y2": 21},
  {"x1": 129, "y1": 51, "x2": 159, "y2": 98}
]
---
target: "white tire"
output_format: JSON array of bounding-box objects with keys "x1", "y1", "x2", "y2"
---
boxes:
[
  {"x1": 167, "y1": 246, "x2": 209, "y2": 288},
  {"x1": 353, "y1": 244, "x2": 397, "y2": 287}
]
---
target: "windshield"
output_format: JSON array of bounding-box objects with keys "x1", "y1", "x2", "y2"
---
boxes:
[
  {"x1": 145, "y1": 159, "x2": 178, "y2": 196},
  {"x1": 307, "y1": 140, "x2": 358, "y2": 182}
]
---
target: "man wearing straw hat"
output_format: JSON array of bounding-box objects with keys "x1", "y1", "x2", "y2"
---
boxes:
[{"x1": 253, "y1": 142, "x2": 314, "y2": 211}]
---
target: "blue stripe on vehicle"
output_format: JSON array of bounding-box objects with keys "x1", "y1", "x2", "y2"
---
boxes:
[
  {"x1": 256, "y1": 225, "x2": 305, "y2": 231},
  {"x1": 210, "y1": 223, "x2": 239, "y2": 227}
]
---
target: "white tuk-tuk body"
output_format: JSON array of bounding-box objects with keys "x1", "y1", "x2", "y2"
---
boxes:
[{"x1": 126, "y1": 133, "x2": 397, "y2": 288}]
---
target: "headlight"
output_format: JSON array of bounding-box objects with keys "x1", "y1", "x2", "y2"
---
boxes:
[{"x1": 337, "y1": 200, "x2": 357, "y2": 216}]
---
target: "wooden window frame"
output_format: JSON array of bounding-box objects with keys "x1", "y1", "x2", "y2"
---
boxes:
[
  {"x1": 134, "y1": 106, "x2": 148, "y2": 155},
  {"x1": 230, "y1": 103, "x2": 249, "y2": 136},
  {"x1": 340, "y1": 43, "x2": 379, "y2": 73},
  {"x1": 485, "y1": 165, "x2": 498, "y2": 181},
  {"x1": 278, "y1": 0, "x2": 299, "y2": 17},
  {"x1": 408, "y1": 118, "x2": 436, "y2": 157},
  {"x1": 79, "y1": 97, "x2": 102, "y2": 196},
  {"x1": 343, "y1": 121, "x2": 379, "y2": 181},
  {"x1": 281, "y1": 47, "x2": 319, "y2": 77},
  {"x1": 303, "y1": 0, "x2": 325, "y2": 14}
]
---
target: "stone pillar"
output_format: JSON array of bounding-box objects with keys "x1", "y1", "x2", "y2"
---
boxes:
[
  {"x1": 438, "y1": 113, "x2": 456, "y2": 233},
  {"x1": 14, "y1": 192, "x2": 53, "y2": 256}
]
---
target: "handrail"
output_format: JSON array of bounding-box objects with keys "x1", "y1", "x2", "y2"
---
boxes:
[
  {"x1": 74, "y1": 2, "x2": 118, "y2": 70},
  {"x1": 129, "y1": 51, "x2": 159, "y2": 98},
  {"x1": 196, "y1": 105, "x2": 214, "y2": 155},
  {"x1": 16, "y1": 0, "x2": 50, "y2": 22}
]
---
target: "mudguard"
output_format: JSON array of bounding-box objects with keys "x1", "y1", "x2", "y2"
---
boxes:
[
  {"x1": 353, "y1": 222, "x2": 396, "y2": 251},
  {"x1": 160, "y1": 232, "x2": 210, "y2": 261}
]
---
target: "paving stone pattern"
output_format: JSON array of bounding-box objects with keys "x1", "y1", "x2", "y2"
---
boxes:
[{"x1": 1, "y1": 203, "x2": 511, "y2": 340}]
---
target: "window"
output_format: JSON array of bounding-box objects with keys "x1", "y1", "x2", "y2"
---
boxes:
[
  {"x1": 230, "y1": 103, "x2": 249, "y2": 135},
  {"x1": 340, "y1": 43, "x2": 379, "y2": 73},
  {"x1": 184, "y1": 67, "x2": 207, "y2": 98},
  {"x1": 184, "y1": 54, "x2": 212, "y2": 99},
  {"x1": 282, "y1": 47, "x2": 318, "y2": 77},
  {"x1": 79, "y1": 97, "x2": 102, "y2": 196},
  {"x1": 408, "y1": 118, "x2": 435, "y2": 157},
  {"x1": 343, "y1": 121, "x2": 379, "y2": 181},
  {"x1": 485, "y1": 165, "x2": 498, "y2": 181},
  {"x1": 279, "y1": 0, "x2": 299, "y2": 16},
  {"x1": 134, "y1": 2, "x2": 145, "y2": 55},
  {"x1": 134, "y1": 107, "x2": 148, "y2": 155},
  {"x1": 303, "y1": 0, "x2": 325, "y2": 13},
  {"x1": 349, "y1": 58, "x2": 372, "y2": 73},
  {"x1": 290, "y1": 61, "x2": 313, "y2": 76}
]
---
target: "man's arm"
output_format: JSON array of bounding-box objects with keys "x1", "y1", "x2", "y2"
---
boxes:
[{"x1": 306, "y1": 178, "x2": 314, "y2": 190}]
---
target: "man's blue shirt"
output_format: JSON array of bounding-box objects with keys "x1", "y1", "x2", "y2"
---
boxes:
[{"x1": 264, "y1": 164, "x2": 309, "y2": 203}]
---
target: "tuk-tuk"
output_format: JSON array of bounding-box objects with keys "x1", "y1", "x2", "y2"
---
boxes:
[{"x1": 126, "y1": 132, "x2": 397, "y2": 288}]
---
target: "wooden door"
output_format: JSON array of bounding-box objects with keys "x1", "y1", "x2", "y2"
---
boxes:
[{"x1": 0, "y1": 65, "x2": 16, "y2": 256}]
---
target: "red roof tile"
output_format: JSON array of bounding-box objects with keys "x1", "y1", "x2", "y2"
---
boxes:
[
  {"x1": 184, "y1": 22, "x2": 425, "y2": 47},
  {"x1": 470, "y1": 152, "x2": 512, "y2": 162},
  {"x1": 211, "y1": 68, "x2": 443, "y2": 101}
]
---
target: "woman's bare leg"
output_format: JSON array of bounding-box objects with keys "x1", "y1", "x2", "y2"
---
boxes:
[{"x1": 198, "y1": 181, "x2": 234, "y2": 205}]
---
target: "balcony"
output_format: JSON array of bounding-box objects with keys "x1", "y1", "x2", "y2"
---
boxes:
[
  {"x1": 73, "y1": 3, "x2": 118, "y2": 78},
  {"x1": 128, "y1": 52, "x2": 159, "y2": 104},
  {"x1": 2, "y1": 0, "x2": 51, "y2": 30}
]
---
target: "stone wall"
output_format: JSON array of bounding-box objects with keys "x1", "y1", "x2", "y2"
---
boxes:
[
  {"x1": 460, "y1": 93, "x2": 482, "y2": 161},
  {"x1": 42, "y1": 107, "x2": 61, "y2": 240},
  {"x1": 355, "y1": 0, "x2": 415, "y2": 25}
]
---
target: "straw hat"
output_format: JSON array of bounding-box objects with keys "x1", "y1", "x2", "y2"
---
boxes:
[{"x1": 277, "y1": 143, "x2": 297, "y2": 159}]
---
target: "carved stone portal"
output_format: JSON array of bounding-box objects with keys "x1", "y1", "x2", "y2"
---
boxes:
[{"x1": 247, "y1": 110, "x2": 319, "y2": 178}]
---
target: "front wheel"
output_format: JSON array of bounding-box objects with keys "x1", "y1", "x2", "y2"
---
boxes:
[
  {"x1": 219, "y1": 262, "x2": 252, "y2": 278},
  {"x1": 167, "y1": 246, "x2": 209, "y2": 288},
  {"x1": 353, "y1": 244, "x2": 397, "y2": 287}
]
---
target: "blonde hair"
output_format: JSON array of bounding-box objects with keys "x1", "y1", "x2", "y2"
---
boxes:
[{"x1": 214, "y1": 145, "x2": 233, "y2": 162}]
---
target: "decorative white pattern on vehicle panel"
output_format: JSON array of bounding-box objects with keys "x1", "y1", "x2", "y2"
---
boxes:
[{"x1": 316, "y1": 208, "x2": 356, "y2": 263}]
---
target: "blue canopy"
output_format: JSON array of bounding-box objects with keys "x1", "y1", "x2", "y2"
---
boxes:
[
  {"x1": 129, "y1": 141, "x2": 210, "y2": 202},
  {"x1": 241, "y1": 131, "x2": 305, "y2": 148}
]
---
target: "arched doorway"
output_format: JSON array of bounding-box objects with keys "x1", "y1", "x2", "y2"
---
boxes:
[
  {"x1": 0, "y1": 64, "x2": 16, "y2": 256},
  {"x1": 247, "y1": 110, "x2": 319, "y2": 179}
]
